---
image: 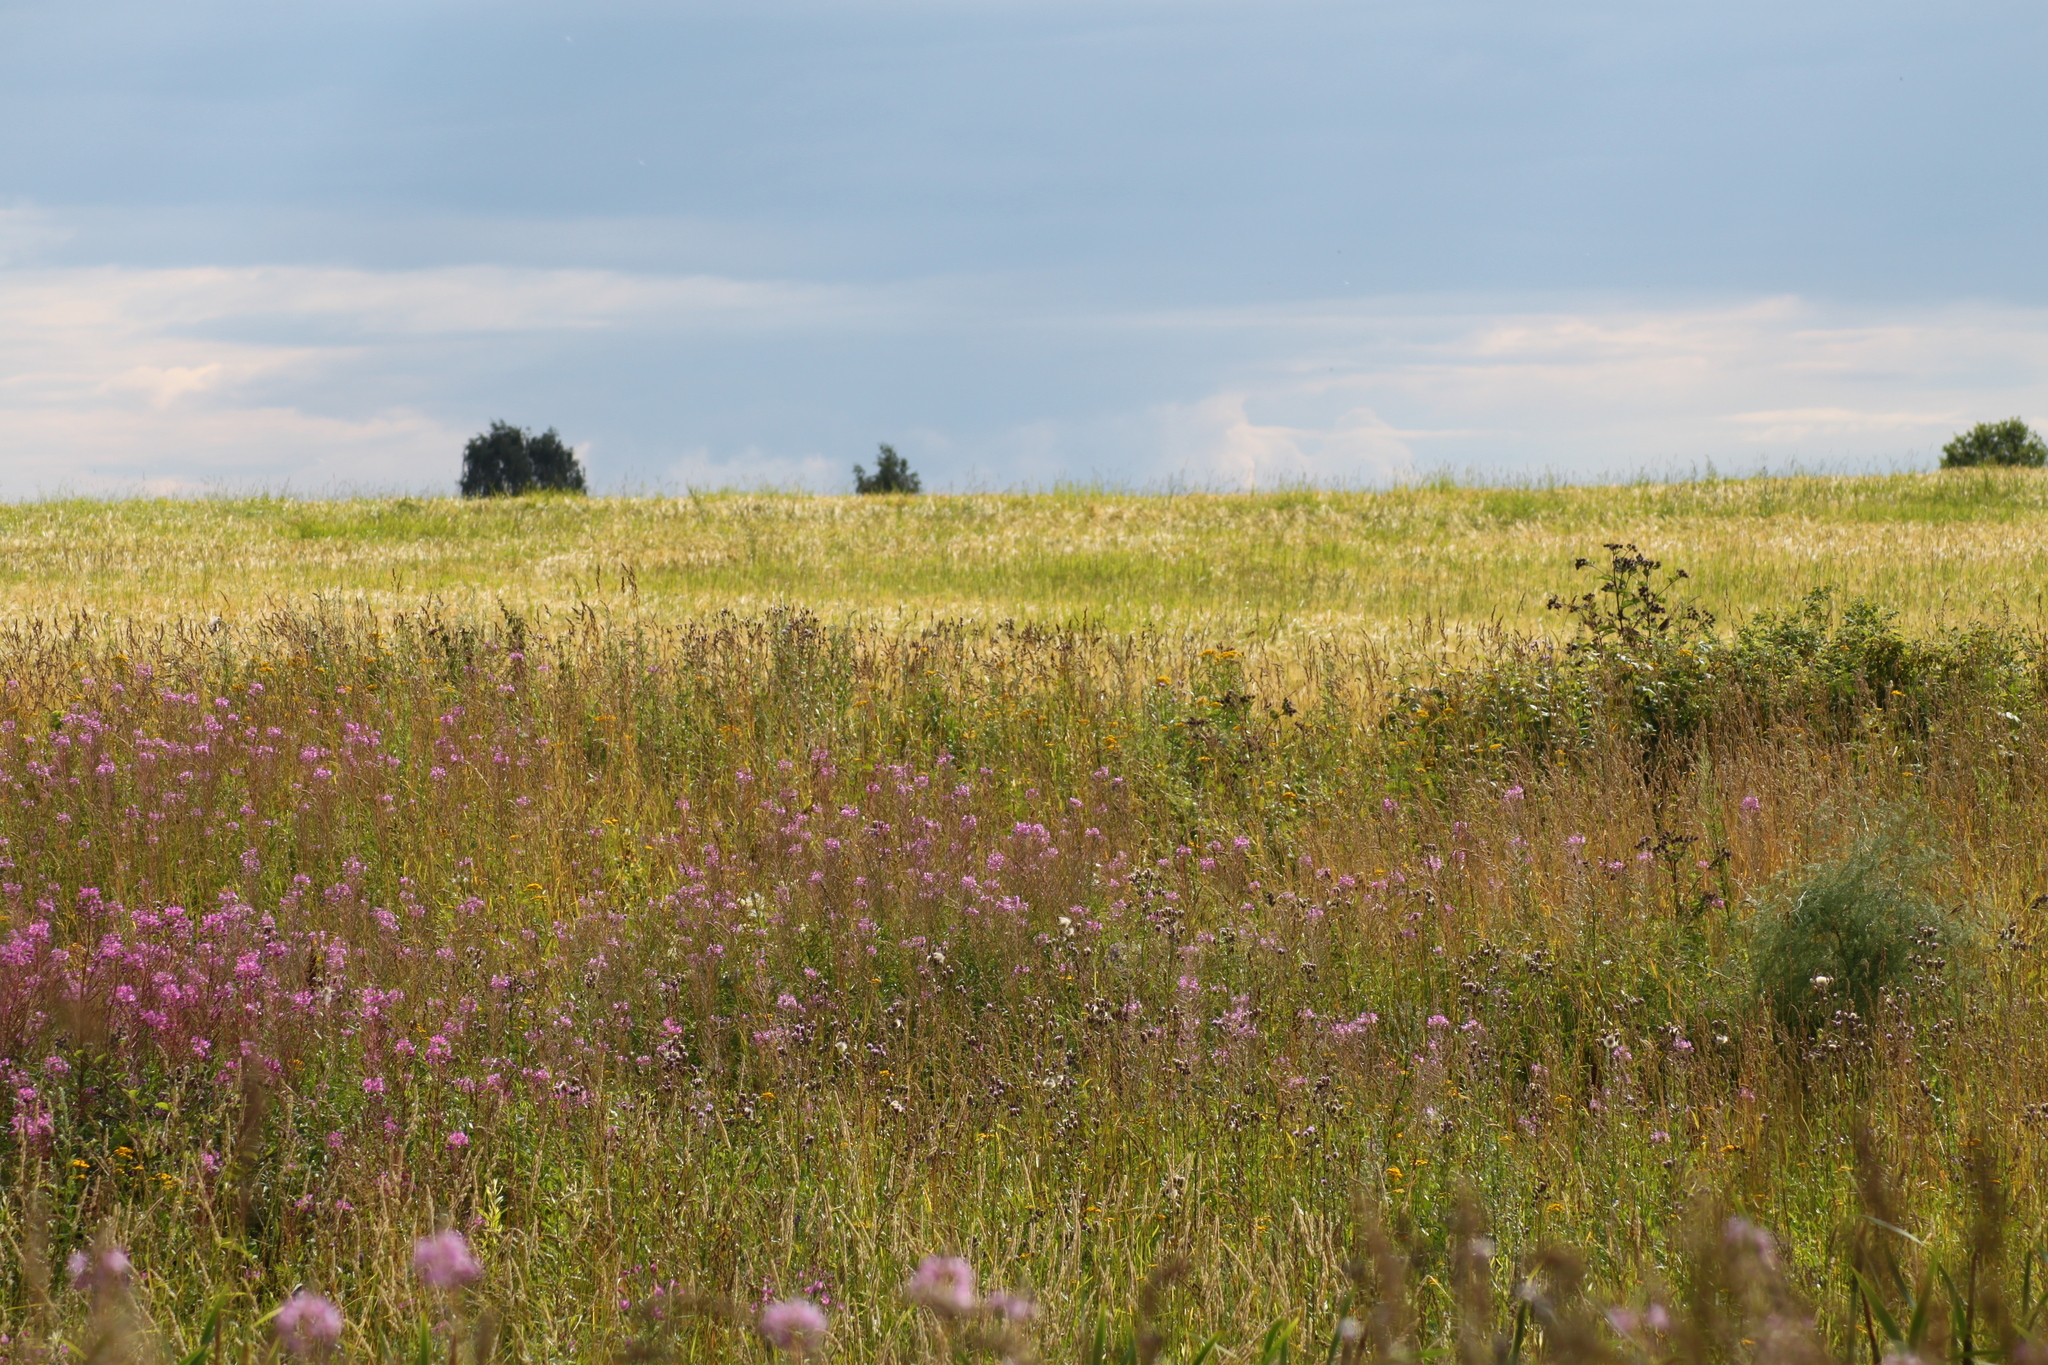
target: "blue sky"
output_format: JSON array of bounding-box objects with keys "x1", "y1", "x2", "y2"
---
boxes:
[{"x1": 3, "y1": 0, "x2": 2046, "y2": 494}]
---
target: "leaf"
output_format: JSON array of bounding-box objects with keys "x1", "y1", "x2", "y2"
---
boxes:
[
  {"x1": 175, "y1": 1301, "x2": 223, "y2": 1365},
  {"x1": 1258, "y1": 1319, "x2": 1296, "y2": 1365},
  {"x1": 1849, "y1": 1266, "x2": 1905, "y2": 1345}
]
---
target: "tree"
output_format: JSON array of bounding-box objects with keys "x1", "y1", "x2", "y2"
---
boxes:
[
  {"x1": 460, "y1": 422, "x2": 588, "y2": 497},
  {"x1": 1940, "y1": 418, "x2": 2047, "y2": 469},
  {"x1": 853, "y1": 443, "x2": 921, "y2": 495}
]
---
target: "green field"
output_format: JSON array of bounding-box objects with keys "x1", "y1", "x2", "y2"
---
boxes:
[
  {"x1": 2, "y1": 475, "x2": 2047, "y2": 1363},
  {"x1": 5, "y1": 470, "x2": 2048, "y2": 634}
]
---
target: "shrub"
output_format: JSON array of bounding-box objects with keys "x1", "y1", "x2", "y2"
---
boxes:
[
  {"x1": 1546, "y1": 543, "x2": 1720, "y2": 762},
  {"x1": 1751, "y1": 830, "x2": 1946, "y2": 1034},
  {"x1": 460, "y1": 421, "x2": 588, "y2": 497},
  {"x1": 1940, "y1": 418, "x2": 2047, "y2": 469},
  {"x1": 853, "y1": 443, "x2": 921, "y2": 495}
]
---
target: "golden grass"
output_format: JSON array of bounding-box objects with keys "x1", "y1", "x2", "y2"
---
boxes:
[{"x1": 2, "y1": 471, "x2": 2046, "y2": 642}]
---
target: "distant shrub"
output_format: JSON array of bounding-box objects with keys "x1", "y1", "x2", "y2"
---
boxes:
[
  {"x1": 1940, "y1": 418, "x2": 2047, "y2": 469},
  {"x1": 1751, "y1": 831, "x2": 1947, "y2": 1034},
  {"x1": 853, "y1": 444, "x2": 921, "y2": 495},
  {"x1": 460, "y1": 421, "x2": 588, "y2": 498}
]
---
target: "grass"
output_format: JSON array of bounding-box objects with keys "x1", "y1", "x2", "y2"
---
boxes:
[
  {"x1": 1, "y1": 470, "x2": 2047, "y2": 635},
  {"x1": 0, "y1": 476, "x2": 2045, "y2": 1362}
]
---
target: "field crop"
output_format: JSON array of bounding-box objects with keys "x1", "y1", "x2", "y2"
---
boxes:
[{"x1": 2, "y1": 478, "x2": 2047, "y2": 1363}]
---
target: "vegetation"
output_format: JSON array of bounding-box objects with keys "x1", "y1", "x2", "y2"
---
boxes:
[
  {"x1": 0, "y1": 476, "x2": 2046, "y2": 1361},
  {"x1": 1941, "y1": 419, "x2": 2047, "y2": 469},
  {"x1": 458, "y1": 422, "x2": 588, "y2": 498},
  {"x1": 853, "y1": 445, "x2": 921, "y2": 495},
  {"x1": 2, "y1": 470, "x2": 2048, "y2": 630}
]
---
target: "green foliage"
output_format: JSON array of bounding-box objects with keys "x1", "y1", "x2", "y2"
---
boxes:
[
  {"x1": 1545, "y1": 543, "x2": 1721, "y2": 762},
  {"x1": 459, "y1": 420, "x2": 588, "y2": 497},
  {"x1": 1940, "y1": 418, "x2": 2047, "y2": 469},
  {"x1": 1385, "y1": 549, "x2": 2041, "y2": 782},
  {"x1": 1751, "y1": 829, "x2": 1946, "y2": 1034},
  {"x1": 853, "y1": 442, "x2": 922, "y2": 494}
]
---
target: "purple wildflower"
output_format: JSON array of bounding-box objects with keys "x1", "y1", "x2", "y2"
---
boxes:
[
  {"x1": 412, "y1": 1230, "x2": 482, "y2": 1289},
  {"x1": 67, "y1": 1247, "x2": 132, "y2": 1295},
  {"x1": 904, "y1": 1255, "x2": 978, "y2": 1315},
  {"x1": 759, "y1": 1297, "x2": 828, "y2": 1355},
  {"x1": 274, "y1": 1292, "x2": 345, "y2": 1357}
]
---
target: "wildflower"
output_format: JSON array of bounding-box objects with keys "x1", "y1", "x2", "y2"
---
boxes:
[
  {"x1": 67, "y1": 1246, "x2": 132, "y2": 1294},
  {"x1": 759, "y1": 1297, "x2": 828, "y2": 1355},
  {"x1": 985, "y1": 1290, "x2": 1036, "y2": 1322},
  {"x1": 447, "y1": 1130, "x2": 470, "y2": 1149},
  {"x1": 1740, "y1": 794, "x2": 1762, "y2": 813},
  {"x1": 274, "y1": 1292, "x2": 344, "y2": 1357},
  {"x1": 412, "y1": 1230, "x2": 482, "y2": 1289},
  {"x1": 904, "y1": 1255, "x2": 977, "y2": 1315},
  {"x1": 1722, "y1": 1217, "x2": 1778, "y2": 1269}
]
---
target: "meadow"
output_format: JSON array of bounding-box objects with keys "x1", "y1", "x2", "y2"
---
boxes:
[{"x1": 2, "y1": 473, "x2": 2047, "y2": 1363}]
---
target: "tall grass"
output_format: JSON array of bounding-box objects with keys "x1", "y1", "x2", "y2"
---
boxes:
[
  {"x1": 2, "y1": 471, "x2": 2047, "y2": 633},
  {"x1": 0, "y1": 499, "x2": 2044, "y2": 1360}
]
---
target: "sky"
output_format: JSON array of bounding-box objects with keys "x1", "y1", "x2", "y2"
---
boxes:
[{"x1": 2, "y1": 0, "x2": 2046, "y2": 495}]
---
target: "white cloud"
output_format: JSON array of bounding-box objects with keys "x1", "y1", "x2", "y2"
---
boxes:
[
  {"x1": 1154, "y1": 390, "x2": 1413, "y2": 489},
  {"x1": 3, "y1": 255, "x2": 2048, "y2": 494},
  {"x1": 1170, "y1": 295, "x2": 2048, "y2": 475},
  {"x1": 662, "y1": 446, "x2": 847, "y2": 492},
  {"x1": 0, "y1": 262, "x2": 894, "y2": 494}
]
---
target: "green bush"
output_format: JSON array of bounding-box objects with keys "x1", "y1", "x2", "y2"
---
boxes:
[
  {"x1": 460, "y1": 421, "x2": 588, "y2": 497},
  {"x1": 1940, "y1": 418, "x2": 2047, "y2": 469},
  {"x1": 1751, "y1": 831, "x2": 1945, "y2": 1034},
  {"x1": 1546, "y1": 543, "x2": 1720, "y2": 762},
  {"x1": 854, "y1": 443, "x2": 922, "y2": 494}
]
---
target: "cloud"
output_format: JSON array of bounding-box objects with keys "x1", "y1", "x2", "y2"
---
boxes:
[
  {"x1": 1721, "y1": 407, "x2": 1965, "y2": 444},
  {"x1": 4, "y1": 253, "x2": 2048, "y2": 494},
  {"x1": 0, "y1": 261, "x2": 896, "y2": 494},
  {"x1": 1186, "y1": 295, "x2": 2048, "y2": 475},
  {"x1": 1154, "y1": 391, "x2": 1413, "y2": 489}
]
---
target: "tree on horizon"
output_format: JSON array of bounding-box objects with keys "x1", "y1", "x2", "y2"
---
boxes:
[
  {"x1": 853, "y1": 443, "x2": 921, "y2": 495},
  {"x1": 460, "y1": 422, "x2": 589, "y2": 497}
]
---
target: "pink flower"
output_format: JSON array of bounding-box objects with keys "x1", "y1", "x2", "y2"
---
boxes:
[
  {"x1": 67, "y1": 1247, "x2": 132, "y2": 1294},
  {"x1": 447, "y1": 1130, "x2": 470, "y2": 1150},
  {"x1": 412, "y1": 1230, "x2": 482, "y2": 1289},
  {"x1": 904, "y1": 1255, "x2": 977, "y2": 1315},
  {"x1": 759, "y1": 1297, "x2": 828, "y2": 1355},
  {"x1": 985, "y1": 1291, "x2": 1037, "y2": 1322},
  {"x1": 274, "y1": 1292, "x2": 344, "y2": 1357},
  {"x1": 1740, "y1": 794, "x2": 1762, "y2": 814}
]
